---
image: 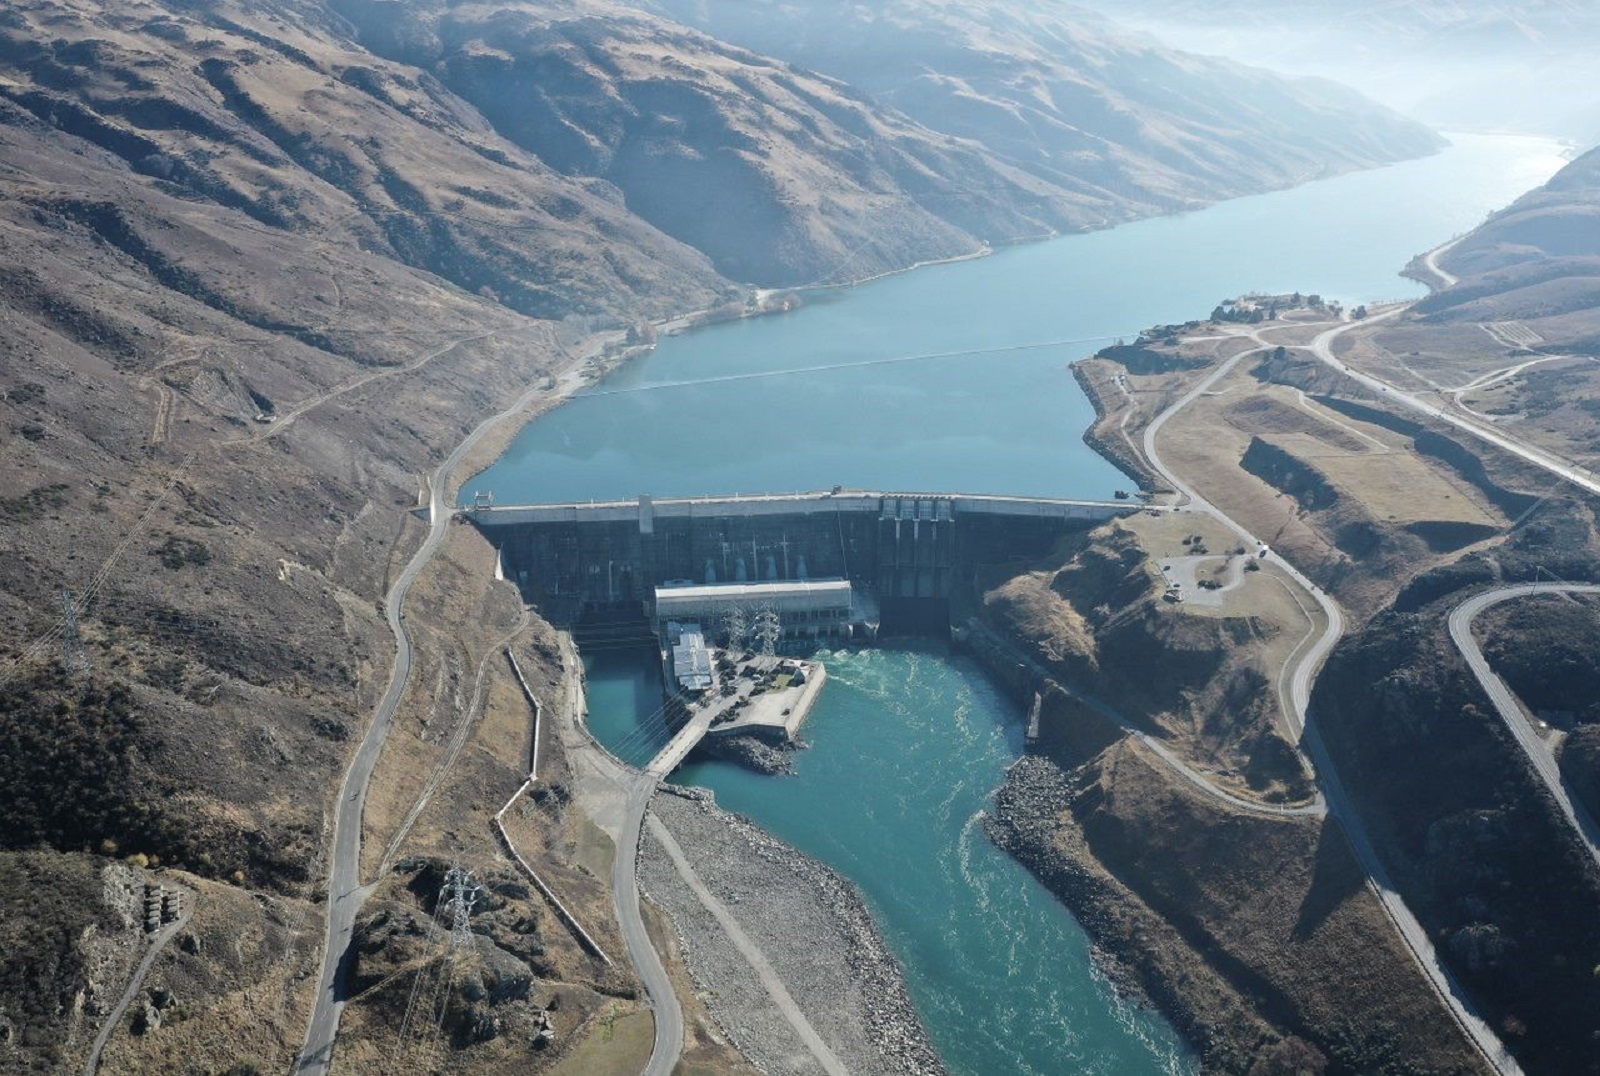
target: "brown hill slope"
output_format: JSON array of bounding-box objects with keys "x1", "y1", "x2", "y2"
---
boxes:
[
  {"x1": 0, "y1": 0, "x2": 1453, "y2": 1068},
  {"x1": 638, "y1": 0, "x2": 1445, "y2": 214},
  {"x1": 0, "y1": 2, "x2": 723, "y2": 1067},
  {"x1": 0, "y1": 0, "x2": 724, "y2": 320},
  {"x1": 328, "y1": 0, "x2": 1092, "y2": 285},
  {"x1": 1421, "y1": 145, "x2": 1600, "y2": 332}
]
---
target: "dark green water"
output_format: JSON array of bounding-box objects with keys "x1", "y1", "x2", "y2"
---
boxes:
[{"x1": 505, "y1": 133, "x2": 1568, "y2": 1074}]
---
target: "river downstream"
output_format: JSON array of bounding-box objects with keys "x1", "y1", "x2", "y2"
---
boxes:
[{"x1": 468, "y1": 133, "x2": 1567, "y2": 1074}]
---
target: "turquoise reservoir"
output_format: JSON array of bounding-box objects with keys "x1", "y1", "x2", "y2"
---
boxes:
[
  {"x1": 467, "y1": 133, "x2": 1567, "y2": 506},
  {"x1": 487, "y1": 133, "x2": 1568, "y2": 1074}
]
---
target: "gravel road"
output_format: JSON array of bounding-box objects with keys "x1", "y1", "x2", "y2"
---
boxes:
[{"x1": 640, "y1": 787, "x2": 946, "y2": 1076}]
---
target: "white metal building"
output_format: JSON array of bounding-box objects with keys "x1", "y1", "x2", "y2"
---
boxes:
[
  {"x1": 668, "y1": 623, "x2": 715, "y2": 693},
  {"x1": 654, "y1": 579, "x2": 855, "y2": 639}
]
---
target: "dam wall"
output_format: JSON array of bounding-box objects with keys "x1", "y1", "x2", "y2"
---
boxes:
[{"x1": 469, "y1": 489, "x2": 1140, "y2": 621}]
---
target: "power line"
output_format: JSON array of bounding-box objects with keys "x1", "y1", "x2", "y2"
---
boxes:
[
  {"x1": 609, "y1": 721, "x2": 674, "y2": 768},
  {"x1": 606, "y1": 698, "x2": 684, "y2": 766},
  {"x1": 0, "y1": 453, "x2": 197, "y2": 689},
  {"x1": 393, "y1": 897, "x2": 449, "y2": 1058},
  {"x1": 60, "y1": 590, "x2": 89, "y2": 677}
]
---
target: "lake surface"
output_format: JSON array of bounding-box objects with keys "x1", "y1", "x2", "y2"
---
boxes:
[
  {"x1": 485, "y1": 132, "x2": 1568, "y2": 1075},
  {"x1": 466, "y1": 132, "x2": 1567, "y2": 506}
]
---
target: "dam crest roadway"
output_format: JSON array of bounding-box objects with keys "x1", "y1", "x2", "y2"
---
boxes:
[{"x1": 465, "y1": 487, "x2": 1146, "y2": 524}]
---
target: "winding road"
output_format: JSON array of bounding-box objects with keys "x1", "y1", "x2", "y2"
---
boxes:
[
  {"x1": 296, "y1": 334, "x2": 588, "y2": 1075},
  {"x1": 1449, "y1": 584, "x2": 1600, "y2": 870},
  {"x1": 970, "y1": 618, "x2": 1325, "y2": 818},
  {"x1": 1141, "y1": 334, "x2": 1347, "y2": 733},
  {"x1": 1139, "y1": 317, "x2": 1521, "y2": 1074},
  {"x1": 612, "y1": 776, "x2": 684, "y2": 1076},
  {"x1": 1302, "y1": 313, "x2": 1600, "y2": 500},
  {"x1": 292, "y1": 234, "x2": 1572, "y2": 1074},
  {"x1": 1421, "y1": 238, "x2": 1462, "y2": 290}
]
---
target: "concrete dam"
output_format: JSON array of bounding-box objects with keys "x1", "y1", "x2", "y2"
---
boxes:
[{"x1": 468, "y1": 489, "x2": 1142, "y2": 633}]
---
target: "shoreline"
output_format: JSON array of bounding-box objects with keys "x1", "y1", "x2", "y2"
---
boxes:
[
  {"x1": 970, "y1": 222, "x2": 1509, "y2": 1070},
  {"x1": 459, "y1": 149, "x2": 1506, "y2": 1073},
  {"x1": 455, "y1": 127, "x2": 1499, "y2": 506},
  {"x1": 638, "y1": 786, "x2": 947, "y2": 1076}
]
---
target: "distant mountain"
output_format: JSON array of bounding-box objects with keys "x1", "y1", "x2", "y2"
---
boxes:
[
  {"x1": 1420, "y1": 146, "x2": 1600, "y2": 335},
  {"x1": 635, "y1": 0, "x2": 1445, "y2": 218},
  {"x1": 1076, "y1": 0, "x2": 1600, "y2": 140},
  {"x1": 329, "y1": 0, "x2": 1443, "y2": 286},
  {"x1": 327, "y1": 0, "x2": 1086, "y2": 286},
  {"x1": 0, "y1": 0, "x2": 1445, "y2": 295}
]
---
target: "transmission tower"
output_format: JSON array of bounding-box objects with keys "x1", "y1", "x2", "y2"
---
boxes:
[
  {"x1": 60, "y1": 590, "x2": 89, "y2": 676},
  {"x1": 723, "y1": 603, "x2": 749, "y2": 653},
  {"x1": 440, "y1": 865, "x2": 481, "y2": 950},
  {"x1": 754, "y1": 605, "x2": 782, "y2": 658}
]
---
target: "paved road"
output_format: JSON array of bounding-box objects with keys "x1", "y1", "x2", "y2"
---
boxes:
[
  {"x1": 1449, "y1": 584, "x2": 1600, "y2": 870},
  {"x1": 297, "y1": 337, "x2": 580, "y2": 1075},
  {"x1": 1156, "y1": 554, "x2": 1244, "y2": 609},
  {"x1": 645, "y1": 707, "x2": 717, "y2": 780},
  {"x1": 1421, "y1": 237, "x2": 1462, "y2": 290},
  {"x1": 545, "y1": 632, "x2": 687, "y2": 1073},
  {"x1": 1301, "y1": 725, "x2": 1520, "y2": 1075},
  {"x1": 1142, "y1": 335, "x2": 1346, "y2": 734},
  {"x1": 967, "y1": 619, "x2": 1325, "y2": 818},
  {"x1": 612, "y1": 776, "x2": 685, "y2": 1076},
  {"x1": 1302, "y1": 313, "x2": 1600, "y2": 501},
  {"x1": 83, "y1": 884, "x2": 194, "y2": 1076},
  {"x1": 1140, "y1": 324, "x2": 1519, "y2": 1074}
]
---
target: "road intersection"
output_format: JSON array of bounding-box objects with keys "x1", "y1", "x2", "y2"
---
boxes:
[{"x1": 1139, "y1": 309, "x2": 1522, "y2": 1074}]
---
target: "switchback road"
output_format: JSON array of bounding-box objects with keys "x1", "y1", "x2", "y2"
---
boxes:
[{"x1": 1141, "y1": 321, "x2": 1520, "y2": 1074}]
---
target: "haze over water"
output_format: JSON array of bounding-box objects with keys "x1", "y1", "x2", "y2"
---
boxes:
[
  {"x1": 468, "y1": 132, "x2": 1567, "y2": 506},
  {"x1": 492, "y1": 133, "x2": 1567, "y2": 1075}
]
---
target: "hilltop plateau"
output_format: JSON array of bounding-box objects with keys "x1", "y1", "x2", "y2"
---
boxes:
[{"x1": 1028, "y1": 146, "x2": 1600, "y2": 1074}]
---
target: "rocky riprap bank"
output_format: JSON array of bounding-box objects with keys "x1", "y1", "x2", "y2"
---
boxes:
[
  {"x1": 640, "y1": 787, "x2": 946, "y2": 1075},
  {"x1": 987, "y1": 755, "x2": 1222, "y2": 1063},
  {"x1": 693, "y1": 733, "x2": 801, "y2": 775}
]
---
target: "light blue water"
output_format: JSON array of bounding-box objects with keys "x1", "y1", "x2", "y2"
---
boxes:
[
  {"x1": 523, "y1": 132, "x2": 1568, "y2": 1075},
  {"x1": 466, "y1": 132, "x2": 1567, "y2": 506}
]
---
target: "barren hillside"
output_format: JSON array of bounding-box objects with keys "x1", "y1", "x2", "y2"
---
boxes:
[
  {"x1": 640, "y1": 0, "x2": 1446, "y2": 218},
  {"x1": 0, "y1": 0, "x2": 1455, "y2": 1070}
]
